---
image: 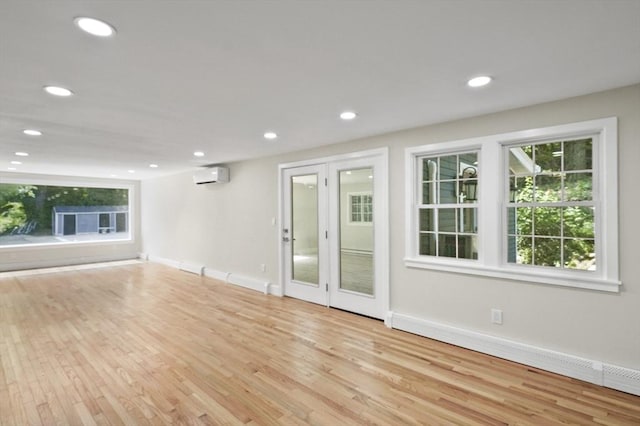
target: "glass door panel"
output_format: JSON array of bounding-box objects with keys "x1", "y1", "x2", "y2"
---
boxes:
[
  {"x1": 282, "y1": 164, "x2": 327, "y2": 306},
  {"x1": 339, "y1": 168, "x2": 374, "y2": 295},
  {"x1": 291, "y1": 174, "x2": 319, "y2": 285}
]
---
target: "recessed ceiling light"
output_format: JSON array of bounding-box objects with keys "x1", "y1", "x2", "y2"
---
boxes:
[
  {"x1": 467, "y1": 76, "x2": 492, "y2": 88},
  {"x1": 127, "y1": 170, "x2": 135, "y2": 173},
  {"x1": 44, "y1": 85, "x2": 73, "y2": 97},
  {"x1": 368, "y1": 175, "x2": 373, "y2": 179},
  {"x1": 340, "y1": 111, "x2": 357, "y2": 120},
  {"x1": 8, "y1": 167, "x2": 17, "y2": 171},
  {"x1": 149, "y1": 164, "x2": 159, "y2": 168},
  {"x1": 264, "y1": 132, "x2": 278, "y2": 140},
  {"x1": 23, "y1": 129, "x2": 42, "y2": 136},
  {"x1": 15, "y1": 152, "x2": 29, "y2": 157},
  {"x1": 193, "y1": 151, "x2": 205, "y2": 157},
  {"x1": 110, "y1": 174, "x2": 118, "y2": 177},
  {"x1": 74, "y1": 17, "x2": 116, "y2": 37},
  {"x1": 10, "y1": 161, "x2": 22, "y2": 165}
]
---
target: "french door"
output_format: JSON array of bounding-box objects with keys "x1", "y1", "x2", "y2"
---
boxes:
[
  {"x1": 280, "y1": 150, "x2": 388, "y2": 319},
  {"x1": 282, "y1": 165, "x2": 328, "y2": 305}
]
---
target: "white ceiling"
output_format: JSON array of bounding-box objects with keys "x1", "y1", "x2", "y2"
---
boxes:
[{"x1": 1, "y1": 0, "x2": 639, "y2": 180}]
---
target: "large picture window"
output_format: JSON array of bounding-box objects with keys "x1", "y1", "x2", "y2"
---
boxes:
[
  {"x1": 0, "y1": 183, "x2": 131, "y2": 246},
  {"x1": 405, "y1": 117, "x2": 619, "y2": 292}
]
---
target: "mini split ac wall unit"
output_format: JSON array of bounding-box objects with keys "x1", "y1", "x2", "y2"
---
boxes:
[{"x1": 193, "y1": 167, "x2": 230, "y2": 184}]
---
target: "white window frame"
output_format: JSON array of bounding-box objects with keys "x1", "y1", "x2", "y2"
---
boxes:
[
  {"x1": 405, "y1": 117, "x2": 620, "y2": 292},
  {"x1": 348, "y1": 191, "x2": 373, "y2": 225},
  {"x1": 416, "y1": 151, "x2": 480, "y2": 260}
]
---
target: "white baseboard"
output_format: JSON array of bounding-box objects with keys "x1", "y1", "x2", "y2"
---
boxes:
[
  {"x1": 604, "y1": 364, "x2": 640, "y2": 396},
  {"x1": 179, "y1": 262, "x2": 204, "y2": 276},
  {"x1": 147, "y1": 255, "x2": 180, "y2": 269},
  {"x1": 203, "y1": 268, "x2": 230, "y2": 282},
  {"x1": 146, "y1": 256, "x2": 276, "y2": 295},
  {"x1": 0, "y1": 254, "x2": 139, "y2": 272},
  {"x1": 228, "y1": 273, "x2": 271, "y2": 295},
  {"x1": 389, "y1": 312, "x2": 640, "y2": 396},
  {"x1": 267, "y1": 284, "x2": 282, "y2": 296},
  {"x1": 0, "y1": 259, "x2": 142, "y2": 278}
]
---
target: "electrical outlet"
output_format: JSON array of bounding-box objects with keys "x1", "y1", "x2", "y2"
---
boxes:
[
  {"x1": 260, "y1": 264, "x2": 266, "y2": 272},
  {"x1": 491, "y1": 308, "x2": 503, "y2": 325}
]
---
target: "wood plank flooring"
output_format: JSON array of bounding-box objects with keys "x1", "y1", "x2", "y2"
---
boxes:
[{"x1": 1, "y1": 262, "x2": 638, "y2": 425}]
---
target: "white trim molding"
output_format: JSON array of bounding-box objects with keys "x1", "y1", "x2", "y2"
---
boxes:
[
  {"x1": 404, "y1": 117, "x2": 620, "y2": 292},
  {"x1": 146, "y1": 255, "x2": 279, "y2": 295},
  {"x1": 389, "y1": 312, "x2": 640, "y2": 396}
]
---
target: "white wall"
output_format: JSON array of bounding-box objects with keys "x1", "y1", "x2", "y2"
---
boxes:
[
  {"x1": 0, "y1": 173, "x2": 141, "y2": 271},
  {"x1": 141, "y1": 85, "x2": 640, "y2": 371}
]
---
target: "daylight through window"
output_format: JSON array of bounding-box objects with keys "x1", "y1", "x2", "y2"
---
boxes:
[
  {"x1": 507, "y1": 137, "x2": 595, "y2": 270},
  {"x1": 418, "y1": 152, "x2": 479, "y2": 260},
  {"x1": 350, "y1": 193, "x2": 373, "y2": 223},
  {"x1": 405, "y1": 117, "x2": 618, "y2": 292},
  {"x1": 0, "y1": 183, "x2": 130, "y2": 246}
]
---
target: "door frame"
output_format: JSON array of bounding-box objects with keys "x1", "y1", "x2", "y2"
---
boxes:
[{"x1": 277, "y1": 147, "x2": 390, "y2": 324}]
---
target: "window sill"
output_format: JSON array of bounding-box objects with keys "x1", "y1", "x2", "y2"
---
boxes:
[
  {"x1": 404, "y1": 257, "x2": 621, "y2": 293},
  {"x1": 0, "y1": 237, "x2": 134, "y2": 251}
]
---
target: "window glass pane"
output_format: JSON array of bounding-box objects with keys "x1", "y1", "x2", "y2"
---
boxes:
[
  {"x1": 565, "y1": 172, "x2": 592, "y2": 201},
  {"x1": 533, "y1": 207, "x2": 561, "y2": 236},
  {"x1": 438, "y1": 234, "x2": 457, "y2": 257},
  {"x1": 419, "y1": 209, "x2": 434, "y2": 232},
  {"x1": 513, "y1": 176, "x2": 533, "y2": 203},
  {"x1": 535, "y1": 175, "x2": 562, "y2": 202},
  {"x1": 535, "y1": 142, "x2": 562, "y2": 172},
  {"x1": 509, "y1": 145, "x2": 533, "y2": 177},
  {"x1": 422, "y1": 158, "x2": 437, "y2": 181},
  {"x1": 459, "y1": 152, "x2": 477, "y2": 169},
  {"x1": 507, "y1": 207, "x2": 516, "y2": 235},
  {"x1": 515, "y1": 207, "x2": 533, "y2": 235},
  {"x1": 563, "y1": 207, "x2": 595, "y2": 238},
  {"x1": 439, "y1": 181, "x2": 457, "y2": 204},
  {"x1": 439, "y1": 156, "x2": 458, "y2": 180},
  {"x1": 422, "y1": 182, "x2": 434, "y2": 204},
  {"x1": 564, "y1": 138, "x2": 592, "y2": 171},
  {"x1": 458, "y1": 235, "x2": 478, "y2": 259},
  {"x1": 459, "y1": 208, "x2": 477, "y2": 233},
  {"x1": 503, "y1": 131, "x2": 601, "y2": 274},
  {"x1": 291, "y1": 174, "x2": 319, "y2": 285},
  {"x1": 533, "y1": 238, "x2": 561, "y2": 267},
  {"x1": 507, "y1": 235, "x2": 517, "y2": 263},
  {"x1": 0, "y1": 183, "x2": 129, "y2": 246},
  {"x1": 416, "y1": 150, "x2": 479, "y2": 261},
  {"x1": 419, "y1": 233, "x2": 436, "y2": 256},
  {"x1": 564, "y1": 239, "x2": 596, "y2": 270},
  {"x1": 438, "y1": 208, "x2": 456, "y2": 232},
  {"x1": 515, "y1": 236, "x2": 533, "y2": 264}
]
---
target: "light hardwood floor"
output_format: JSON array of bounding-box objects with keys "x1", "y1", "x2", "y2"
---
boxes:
[{"x1": 0, "y1": 262, "x2": 638, "y2": 425}]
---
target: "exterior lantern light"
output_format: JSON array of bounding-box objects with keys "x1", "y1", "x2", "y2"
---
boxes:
[{"x1": 460, "y1": 166, "x2": 478, "y2": 201}]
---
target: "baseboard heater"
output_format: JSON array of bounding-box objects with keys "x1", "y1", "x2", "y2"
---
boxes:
[
  {"x1": 179, "y1": 262, "x2": 204, "y2": 276},
  {"x1": 228, "y1": 273, "x2": 270, "y2": 295}
]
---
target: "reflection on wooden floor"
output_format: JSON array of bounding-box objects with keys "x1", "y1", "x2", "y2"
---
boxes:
[
  {"x1": 293, "y1": 251, "x2": 373, "y2": 294},
  {"x1": 1, "y1": 262, "x2": 639, "y2": 424}
]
